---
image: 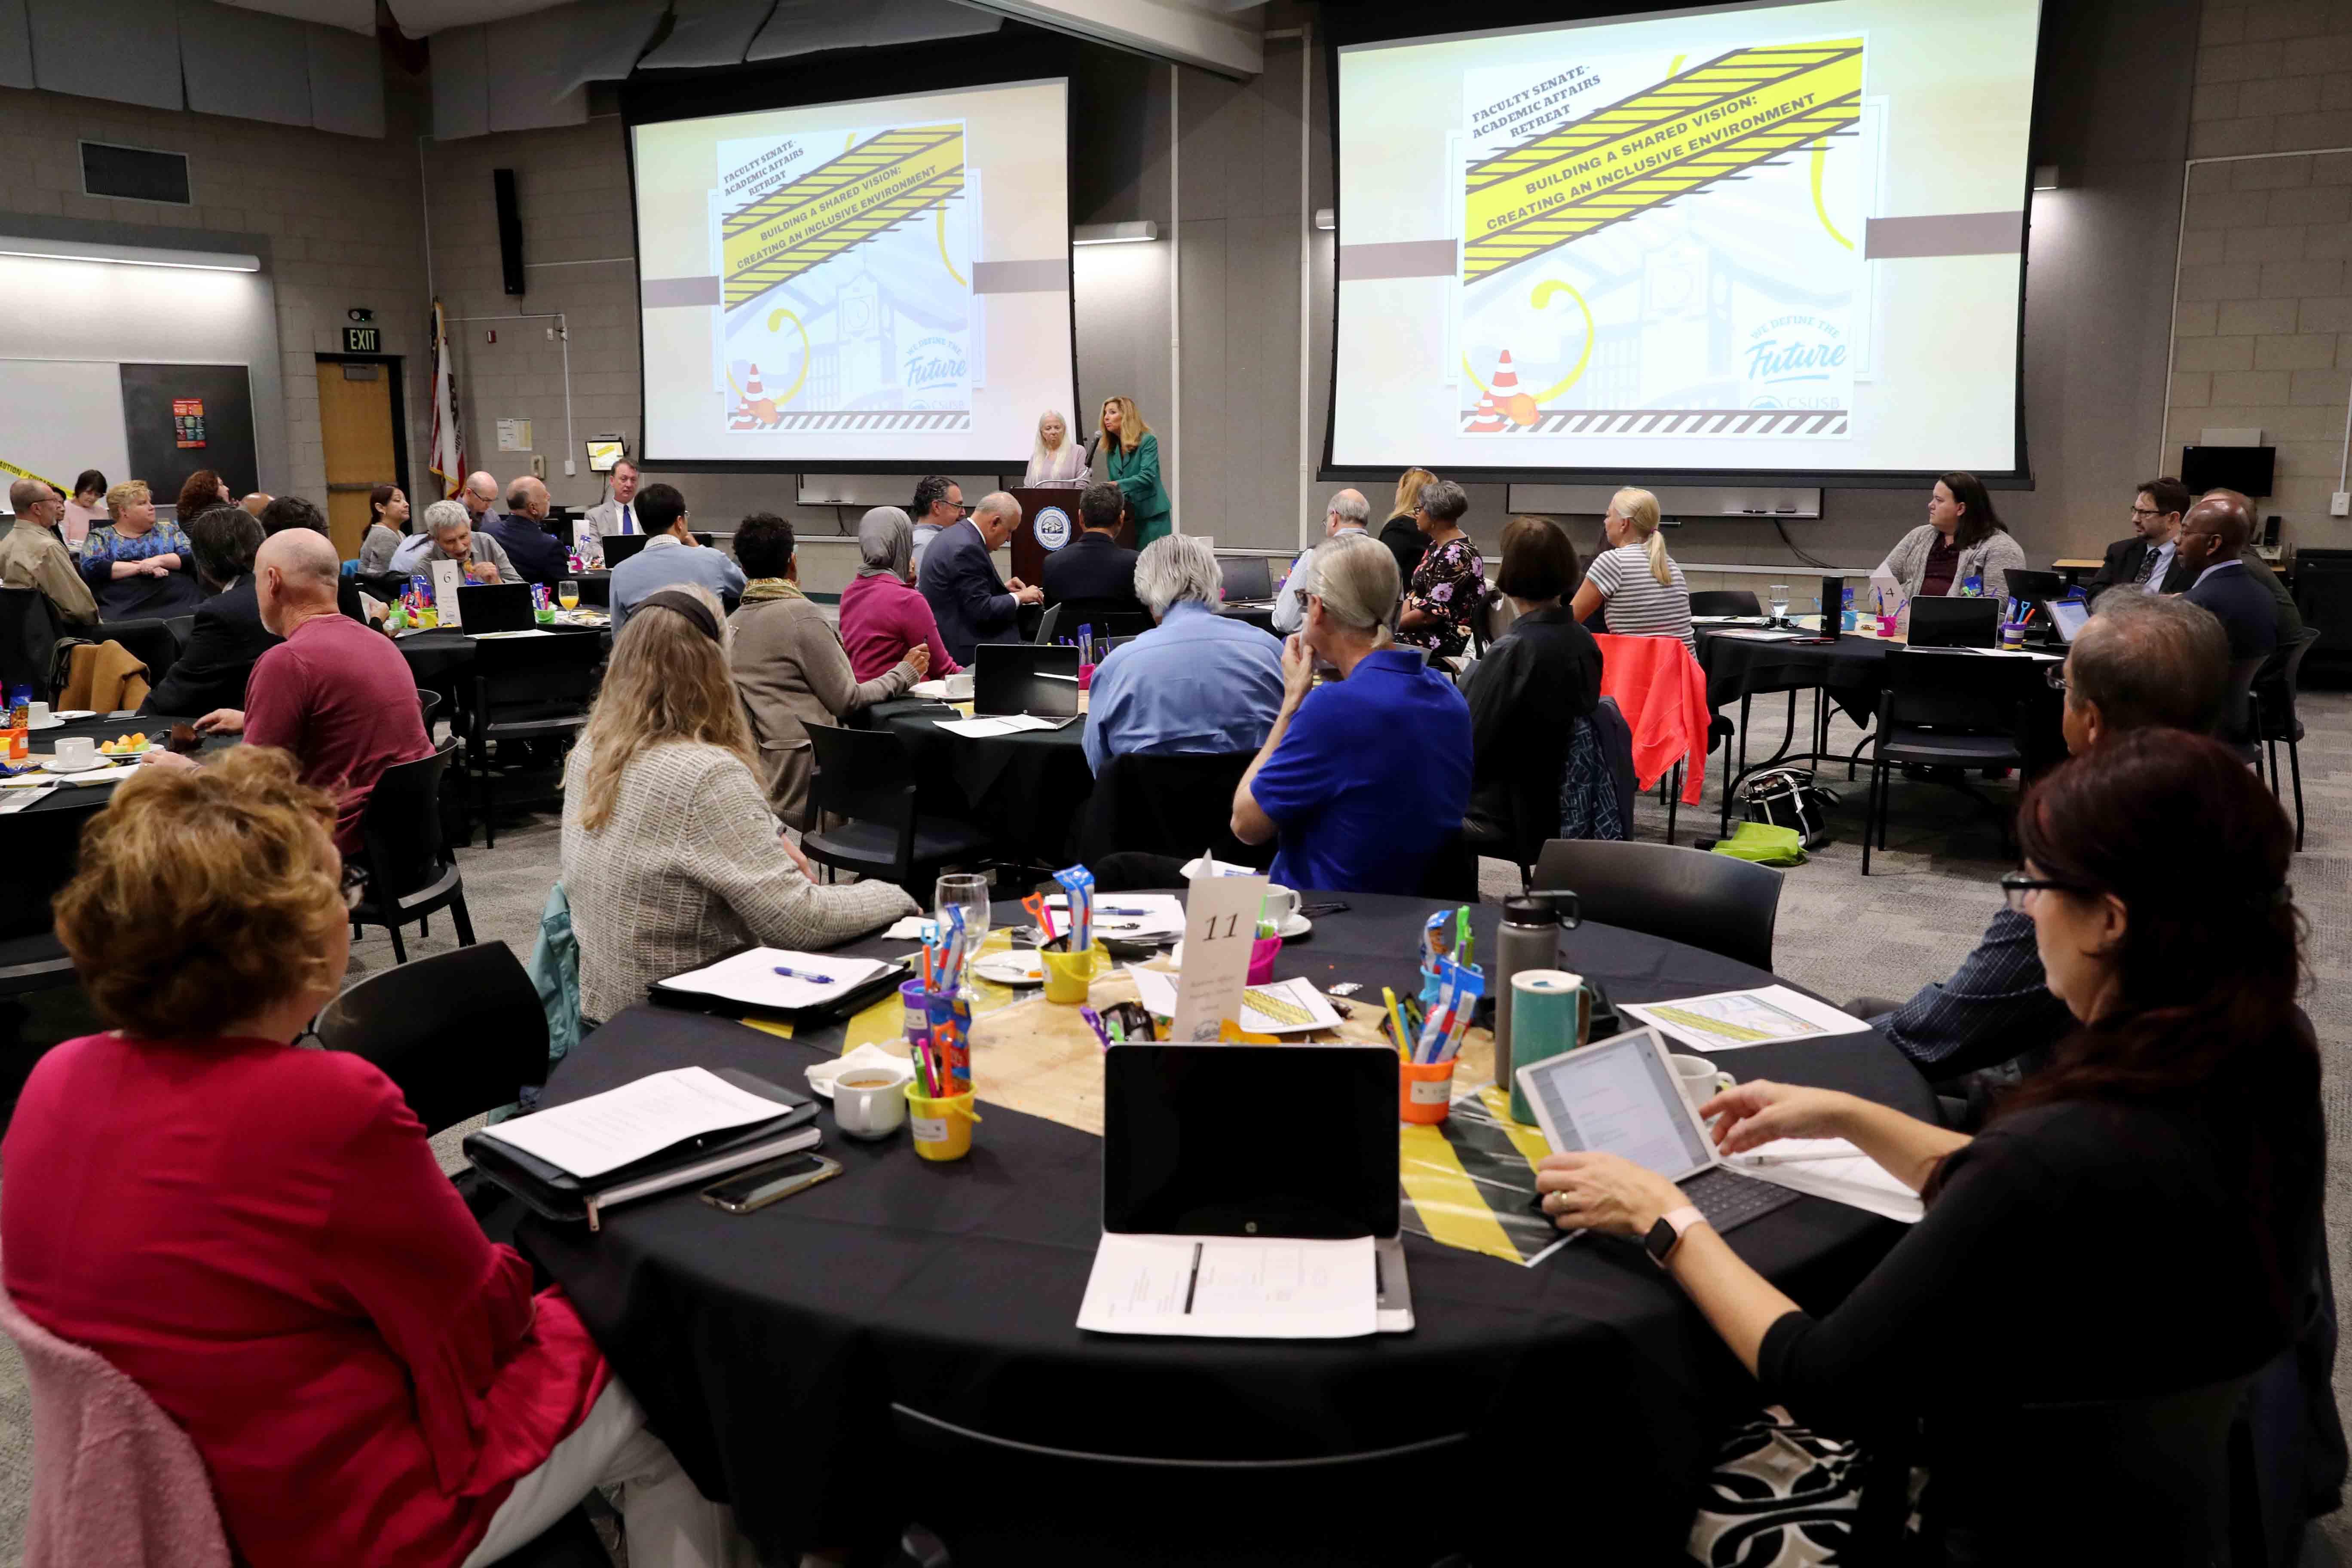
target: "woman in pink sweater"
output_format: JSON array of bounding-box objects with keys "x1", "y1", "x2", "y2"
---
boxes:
[{"x1": 838, "y1": 505, "x2": 959, "y2": 682}]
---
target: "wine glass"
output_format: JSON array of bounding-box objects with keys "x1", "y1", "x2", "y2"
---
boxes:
[
  {"x1": 557, "y1": 579, "x2": 579, "y2": 612},
  {"x1": 1769, "y1": 583, "x2": 1790, "y2": 625},
  {"x1": 935, "y1": 872, "x2": 992, "y2": 954}
]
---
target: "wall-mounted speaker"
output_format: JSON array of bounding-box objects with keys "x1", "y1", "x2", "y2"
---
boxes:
[{"x1": 494, "y1": 168, "x2": 524, "y2": 297}]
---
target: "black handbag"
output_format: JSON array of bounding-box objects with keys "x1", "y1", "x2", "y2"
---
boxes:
[{"x1": 1740, "y1": 766, "x2": 1839, "y2": 848}]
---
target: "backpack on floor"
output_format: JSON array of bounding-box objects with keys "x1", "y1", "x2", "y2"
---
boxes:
[{"x1": 1739, "y1": 766, "x2": 1838, "y2": 849}]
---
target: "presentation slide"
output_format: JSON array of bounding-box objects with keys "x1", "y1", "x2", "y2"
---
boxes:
[
  {"x1": 632, "y1": 79, "x2": 1073, "y2": 468},
  {"x1": 1331, "y1": 0, "x2": 2041, "y2": 480}
]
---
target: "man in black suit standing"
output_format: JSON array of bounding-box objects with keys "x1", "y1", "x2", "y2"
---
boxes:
[
  {"x1": 2178, "y1": 489, "x2": 2278, "y2": 664},
  {"x1": 2086, "y1": 476, "x2": 2194, "y2": 596},
  {"x1": 918, "y1": 491, "x2": 1042, "y2": 664},
  {"x1": 1041, "y1": 483, "x2": 1143, "y2": 615}
]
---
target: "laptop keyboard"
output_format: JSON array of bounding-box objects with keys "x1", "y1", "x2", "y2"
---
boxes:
[{"x1": 1682, "y1": 1166, "x2": 1804, "y2": 1234}]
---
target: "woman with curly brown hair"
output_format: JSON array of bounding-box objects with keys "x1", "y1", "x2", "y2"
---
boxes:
[{"x1": 2, "y1": 750, "x2": 756, "y2": 1567}]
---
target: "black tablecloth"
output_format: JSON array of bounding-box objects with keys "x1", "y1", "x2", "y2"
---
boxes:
[
  {"x1": 1695, "y1": 628, "x2": 1894, "y2": 725},
  {"x1": 521, "y1": 892, "x2": 1935, "y2": 1564},
  {"x1": 870, "y1": 698, "x2": 1094, "y2": 865},
  {"x1": 0, "y1": 711, "x2": 204, "y2": 940}
]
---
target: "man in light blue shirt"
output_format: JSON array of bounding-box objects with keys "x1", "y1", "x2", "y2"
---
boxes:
[
  {"x1": 1084, "y1": 534, "x2": 1285, "y2": 774},
  {"x1": 610, "y1": 483, "x2": 746, "y2": 633},
  {"x1": 1271, "y1": 487, "x2": 1370, "y2": 634}
]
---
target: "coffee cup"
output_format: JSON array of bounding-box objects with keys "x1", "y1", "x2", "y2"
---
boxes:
[
  {"x1": 1262, "y1": 885, "x2": 1301, "y2": 928},
  {"x1": 53, "y1": 736, "x2": 95, "y2": 768},
  {"x1": 833, "y1": 1066, "x2": 911, "y2": 1139},
  {"x1": 1670, "y1": 1054, "x2": 1735, "y2": 1115},
  {"x1": 25, "y1": 702, "x2": 48, "y2": 726},
  {"x1": 943, "y1": 672, "x2": 975, "y2": 701}
]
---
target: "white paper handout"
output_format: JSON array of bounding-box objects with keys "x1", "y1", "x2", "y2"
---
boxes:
[
  {"x1": 429, "y1": 559, "x2": 464, "y2": 626},
  {"x1": 1077, "y1": 1234, "x2": 1378, "y2": 1338},
  {"x1": 1620, "y1": 985, "x2": 1872, "y2": 1054},
  {"x1": 1129, "y1": 969, "x2": 1341, "y2": 1037},
  {"x1": 475, "y1": 1066, "x2": 786, "y2": 1179},
  {"x1": 1171, "y1": 861, "x2": 1266, "y2": 1041},
  {"x1": 1727, "y1": 1138, "x2": 1924, "y2": 1223},
  {"x1": 1047, "y1": 891, "x2": 1187, "y2": 940},
  {"x1": 656, "y1": 947, "x2": 894, "y2": 1011}
]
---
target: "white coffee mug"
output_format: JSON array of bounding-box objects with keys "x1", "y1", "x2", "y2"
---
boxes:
[
  {"x1": 833, "y1": 1066, "x2": 912, "y2": 1139},
  {"x1": 53, "y1": 736, "x2": 95, "y2": 767},
  {"x1": 1262, "y1": 885, "x2": 1302, "y2": 927},
  {"x1": 25, "y1": 702, "x2": 49, "y2": 725},
  {"x1": 943, "y1": 672, "x2": 975, "y2": 701},
  {"x1": 1670, "y1": 1054, "x2": 1735, "y2": 1115}
]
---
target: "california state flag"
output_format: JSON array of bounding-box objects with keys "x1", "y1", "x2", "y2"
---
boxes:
[{"x1": 427, "y1": 299, "x2": 466, "y2": 500}]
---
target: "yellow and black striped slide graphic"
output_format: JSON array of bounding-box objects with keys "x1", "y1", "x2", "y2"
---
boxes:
[
  {"x1": 721, "y1": 125, "x2": 964, "y2": 310},
  {"x1": 1463, "y1": 40, "x2": 1864, "y2": 284},
  {"x1": 0, "y1": 457, "x2": 65, "y2": 495},
  {"x1": 1400, "y1": 1084, "x2": 1568, "y2": 1266}
]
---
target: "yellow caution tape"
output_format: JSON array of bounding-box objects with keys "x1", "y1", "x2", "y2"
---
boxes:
[
  {"x1": 1463, "y1": 40, "x2": 1864, "y2": 282},
  {"x1": 722, "y1": 125, "x2": 965, "y2": 309},
  {"x1": 0, "y1": 457, "x2": 66, "y2": 495},
  {"x1": 1399, "y1": 1085, "x2": 1568, "y2": 1265}
]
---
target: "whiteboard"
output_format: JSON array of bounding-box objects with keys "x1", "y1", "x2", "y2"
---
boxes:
[{"x1": 0, "y1": 360, "x2": 131, "y2": 514}]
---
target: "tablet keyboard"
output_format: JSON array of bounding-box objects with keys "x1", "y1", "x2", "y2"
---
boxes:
[{"x1": 1682, "y1": 1165, "x2": 1804, "y2": 1234}]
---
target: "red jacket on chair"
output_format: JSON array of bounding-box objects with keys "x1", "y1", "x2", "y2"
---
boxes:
[{"x1": 1595, "y1": 633, "x2": 1708, "y2": 804}]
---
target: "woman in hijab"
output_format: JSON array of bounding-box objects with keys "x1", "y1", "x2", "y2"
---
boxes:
[{"x1": 837, "y1": 505, "x2": 962, "y2": 683}]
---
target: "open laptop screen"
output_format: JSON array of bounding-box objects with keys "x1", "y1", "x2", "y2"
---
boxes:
[
  {"x1": 974, "y1": 643, "x2": 1080, "y2": 717},
  {"x1": 1105, "y1": 1045, "x2": 1397, "y2": 1239},
  {"x1": 1519, "y1": 1030, "x2": 1715, "y2": 1182},
  {"x1": 1219, "y1": 555, "x2": 1273, "y2": 602}
]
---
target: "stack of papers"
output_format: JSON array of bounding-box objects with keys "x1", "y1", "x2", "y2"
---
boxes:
[
  {"x1": 1077, "y1": 1234, "x2": 1377, "y2": 1338},
  {"x1": 1050, "y1": 891, "x2": 1186, "y2": 939},
  {"x1": 476, "y1": 1066, "x2": 789, "y2": 1179},
  {"x1": 1691, "y1": 615, "x2": 1771, "y2": 625},
  {"x1": 657, "y1": 948, "x2": 894, "y2": 1010},
  {"x1": 1620, "y1": 985, "x2": 1871, "y2": 1054},
  {"x1": 1728, "y1": 1138, "x2": 1924, "y2": 1223},
  {"x1": 935, "y1": 714, "x2": 1075, "y2": 738},
  {"x1": 1712, "y1": 628, "x2": 1811, "y2": 642},
  {"x1": 0, "y1": 783, "x2": 58, "y2": 813},
  {"x1": 1951, "y1": 646, "x2": 2061, "y2": 660},
  {"x1": 1128, "y1": 968, "x2": 1342, "y2": 1035}
]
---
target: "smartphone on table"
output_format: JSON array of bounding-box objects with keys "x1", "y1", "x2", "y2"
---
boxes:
[{"x1": 700, "y1": 1153, "x2": 842, "y2": 1214}]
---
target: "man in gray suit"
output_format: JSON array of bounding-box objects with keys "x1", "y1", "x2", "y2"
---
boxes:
[{"x1": 575, "y1": 458, "x2": 643, "y2": 566}]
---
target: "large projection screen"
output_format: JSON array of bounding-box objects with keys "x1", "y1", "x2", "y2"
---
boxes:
[
  {"x1": 632, "y1": 78, "x2": 1074, "y2": 470},
  {"x1": 1329, "y1": 1, "x2": 2042, "y2": 484}
]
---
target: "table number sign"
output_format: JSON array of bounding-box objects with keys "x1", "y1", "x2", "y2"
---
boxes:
[
  {"x1": 429, "y1": 559, "x2": 464, "y2": 627},
  {"x1": 1169, "y1": 856, "x2": 1267, "y2": 1043}
]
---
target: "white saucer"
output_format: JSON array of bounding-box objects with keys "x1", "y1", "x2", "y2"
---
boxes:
[
  {"x1": 41, "y1": 754, "x2": 113, "y2": 773},
  {"x1": 972, "y1": 950, "x2": 1046, "y2": 987},
  {"x1": 1275, "y1": 914, "x2": 1313, "y2": 940},
  {"x1": 27, "y1": 716, "x2": 61, "y2": 732}
]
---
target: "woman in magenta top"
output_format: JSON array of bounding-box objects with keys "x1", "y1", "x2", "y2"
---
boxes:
[
  {"x1": 838, "y1": 505, "x2": 959, "y2": 683},
  {"x1": 1, "y1": 749, "x2": 752, "y2": 1568}
]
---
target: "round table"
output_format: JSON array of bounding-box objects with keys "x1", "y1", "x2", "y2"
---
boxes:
[
  {"x1": 870, "y1": 697, "x2": 1094, "y2": 865},
  {"x1": 0, "y1": 711, "x2": 203, "y2": 942},
  {"x1": 521, "y1": 892, "x2": 1936, "y2": 1565}
]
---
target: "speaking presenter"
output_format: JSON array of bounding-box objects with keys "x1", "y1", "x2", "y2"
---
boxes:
[{"x1": 1089, "y1": 395, "x2": 1170, "y2": 548}]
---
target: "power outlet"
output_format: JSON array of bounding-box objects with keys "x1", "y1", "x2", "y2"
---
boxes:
[
  {"x1": 531, "y1": 454, "x2": 546, "y2": 479},
  {"x1": 2332, "y1": 491, "x2": 2349, "y2": 517}
]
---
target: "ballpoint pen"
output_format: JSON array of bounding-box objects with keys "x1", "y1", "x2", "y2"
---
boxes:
[{"x1": 773, "y1": 965, "x2": 835, "y2": 983}]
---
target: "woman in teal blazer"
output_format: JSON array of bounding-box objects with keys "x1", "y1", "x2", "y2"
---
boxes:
[{"x1": 1093, "y1": 395, "x2": 1171, "y2": 547}]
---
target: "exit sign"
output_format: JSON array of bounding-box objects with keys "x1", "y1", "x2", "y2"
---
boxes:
[{"x1": 343, "y1": 326, "x2": 380, "y2": 353}]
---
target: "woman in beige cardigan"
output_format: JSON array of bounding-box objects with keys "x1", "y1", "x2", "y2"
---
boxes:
[{"x1": 727, "y1": 513, "x2": 927, "y2": 827}]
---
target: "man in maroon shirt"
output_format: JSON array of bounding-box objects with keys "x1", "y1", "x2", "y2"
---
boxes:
[{"x1": 144, "y1": 528, "x2": 431, "y2": 850}]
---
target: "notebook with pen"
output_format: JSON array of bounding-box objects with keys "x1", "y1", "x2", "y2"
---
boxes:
[
  {"x1": 648, "y1": 946, "x2": 912, "y2": 1024},
  {"x1": 1078, "y1": 1044, "x2": 1413, "y2": 1338}
]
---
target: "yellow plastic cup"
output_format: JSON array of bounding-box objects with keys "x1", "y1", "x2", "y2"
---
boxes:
[
  {"x1": 1039, "y1": 942, "x2": 1108, "y2": 1005},
  {"x1": 907, "y1": 1085, "x2": 977, "y2": 1161}
]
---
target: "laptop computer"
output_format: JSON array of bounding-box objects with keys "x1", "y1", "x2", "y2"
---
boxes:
[
  {"x1": 1905, "y1": 596, "x2": 2001, "y2": 648},
  {"x1": 458, "y1": 581, "x2": 537, "y2": 634},
  {"x1": 1218, "y1": 555, "x2": 1276, "y2": 609},
  {"x1": 601, "y1": 533, "x2": 650, "y2": 568},
  {"x1": 1514, "y1": 1026, "x2": 1801, "y2": 1241},
  {"x1": 1085, "y1": 1043, "x2": 1412, "y2": 1336},
  {"x1": 974, "y1": 643, "x2": 1081, "y2": 721}
]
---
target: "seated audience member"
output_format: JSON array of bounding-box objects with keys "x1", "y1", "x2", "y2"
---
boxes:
[
  {"x1": 2178, "y1": 489, "x2": 2278, "y2": 664},
  {"x1": 1537, "y1": 729, "x2": 2318, "y2": 1562},
  {"x1": 357, "y1": 484, "x2": 409, "y2": 574},
  {"x1": 1084, "y1": 534, "x2": 1285, "y2": 775},
  {"x1": 462, "y1": 469, "x2": 500, "y2": 526},
  {"x1": 609, "y1": 484, "x2": 744, "y2": 632},
  {"x1": 1877, "y1": 470, "x2": 2026, "y2": 602},
  {"x1": 392, "y1": 498, "x2": 518, "y2": 585},
  {"x1": 577, "y1": 457, "x2": 642, "y2": 565},
  {"x1": 907, "y1": 474, "x2": 964, "y2": 574},
  {"x1": 1378, "y1": 467, "x2": 1438, "y2": 585},
  {"x1": 563, "y1": 585, "x2": 916, "y2": 1026},
  {"x1": 2086, "y1": 476, "x2": 2193, "y2": 595},
  {"x1": 1397, "y1": 478, "x2": 1488, "y2": 660},
  {"x1": 61, "y1": 468, "x2": 107, "y2": 549},
  {"x1": 1570, "y1": 487, "x2": 1696, "y2": 655},
  {"x1": 175, "y1": 469, "x2": 233, "y2": 525},
  {"x1": 918, "y1": 490, "x2": 1039, "y2": 663},
  {"x1": 1, "y1": 476, "x2": 99, "y2": 625},
  {"x1": 485, "y1": 475, "x2": 570, "y2": 585},
  {"x1": 259, "y1": 494, "x2": 331, "y2": 539},
  {"x1": 1273, "y1": 488, "x2": 1371, "y2": 635},
  {"x1": 729, "y1": 512, "x2": 923, "y2": 827},
  {"x1": 1461, "y1": 517, "x2": 1601, "y2": 853},
  {"x1": 1041, "y1": 482, "x2": 1143, "y2": 614},
  {"x1": 840, "y1": 507, "x2": 959, "y2": 682},
  {"x1": 82, "y1": 480, "x2": 201, "y2": 618},
  {"x1": 240, "y1": 491, "x2": 272, "y2": 518},
  {"x1": 3, "y1": 748, "x2": 753, "y2": 1568},
  {"x1": 144, "y1": 506, "x2": 277, "y2": 716},
  {"x1": 1869, "y1": 591, "x2": 2229, "y2": 1101},
  {"x1": 144, "y1": 529, "x2": 432, "y2": 853},
  {"x1": 1231, "y1": 534, "x2": 1472, "y2": 893}
]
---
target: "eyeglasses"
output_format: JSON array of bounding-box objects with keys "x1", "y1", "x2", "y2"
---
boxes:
[
  {"x1": 2043, "y1": 662, "x2": 2069, "y2": 692},
  {"x1": 1999, "y1": 870, "x2": 2084, "y2": 912},
  {"x1": 2129, "y1": 505, "x2": 2162, "y2": 518}
]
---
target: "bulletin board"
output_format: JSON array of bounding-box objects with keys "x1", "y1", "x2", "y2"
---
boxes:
[{"x1": 120, "y1": 363, "x2": 258, "y2": 512}]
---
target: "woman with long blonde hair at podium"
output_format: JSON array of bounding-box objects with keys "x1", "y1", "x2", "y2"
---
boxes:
[{"x1": 1024, "y1": 409, "x2": 1087, "y2": 487}]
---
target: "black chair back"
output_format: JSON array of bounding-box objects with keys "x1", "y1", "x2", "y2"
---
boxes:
[
  {"x1": 1690, "y1": 589, "x2": 1762, "y2": 616},
  {"x1": 0, "y1": 588, "x2": 61, "y2": 699},
  {"x1": 471, "y1": 629, "x2": 604, "y2": 723},
  {"x1": 417, "y1": 688, "x2": 442, "y2": 731},
  {"x1": 359, "y1": 739, "x2": 458, "y2": 906},
  {"x1": 2255, "y1": 628, "x2": 2321, "y2": 740},
  {"x1": 1905, "y1": 596, "x2": 2001, "y2": 648},
  {"x1": 1880, "y1": 648, "x2": 2023, "y2": 734},
  {"x1": 162, "y1": 614, "x2": 195, "y2": 646},
  {"x1": 1076, "y1": 749, "x2": 1272, "y2": 869},
  {"x1": 805, "y1": 722, "x2": 918, "y2": 873},
  {"x1": 312, "y1": 940, "x2": 548, "y2": 1134},
  {"x1": 91, "y1": 617, "x2": 181, "y2": 689},
  {"x1": 1531, "y1": 838, "x2": 1781, "y2": 971},
  {"x1": 1414, "y1": 827, "x2": 1480, "y2": 900},
  {"x1": 2221, "y1": 653, "x2": 2266, "y2": 753}
]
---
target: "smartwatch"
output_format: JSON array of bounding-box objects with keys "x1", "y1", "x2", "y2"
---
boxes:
[{"x1": 1643, "y1": 1205, "x2": 1707, "y2": 1268}]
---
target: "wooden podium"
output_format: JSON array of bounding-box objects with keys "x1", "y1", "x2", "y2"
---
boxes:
[{"x1": 1005, "y1": 486, "x2": 1131, "y2": 586}]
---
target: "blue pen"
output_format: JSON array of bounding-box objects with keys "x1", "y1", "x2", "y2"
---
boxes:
[{"x1": 773, "y1": 965, "x2": 835, "y2": 983}]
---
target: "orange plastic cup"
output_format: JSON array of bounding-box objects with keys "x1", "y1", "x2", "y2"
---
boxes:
[{"x1": 1399, "y1": 1058, "x2": 1455, "y2": 1124}]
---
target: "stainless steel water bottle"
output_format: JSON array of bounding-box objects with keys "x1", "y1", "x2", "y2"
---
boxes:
[{"x1": 1494, "y1": 891, "x2": 1578, "y2": 1097}]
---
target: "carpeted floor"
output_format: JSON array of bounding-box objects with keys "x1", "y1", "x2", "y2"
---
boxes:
[{"x1": 0, "y1": 690, "x2": 2346, "y2": 1564}]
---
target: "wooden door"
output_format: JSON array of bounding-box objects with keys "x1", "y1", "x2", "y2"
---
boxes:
[{"x1": 315, "y1": 359, "x2": 398, "y2": 560}]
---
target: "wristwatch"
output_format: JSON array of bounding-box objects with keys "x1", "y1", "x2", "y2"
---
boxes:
[{"x1": 1643, "y1": 1206, "x2": 1707, "y2": 1268}]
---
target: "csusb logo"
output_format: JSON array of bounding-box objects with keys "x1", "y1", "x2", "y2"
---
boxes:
[
  {"x1": 903, "y1": 336, "x2": 967, "y2": 404},
  {"x1": 1034, "y1": 506, "x2": 1074, "y2": 551},
  {"x1": 1741, "y1": 315, "x2": 1847, "y2": 410}
]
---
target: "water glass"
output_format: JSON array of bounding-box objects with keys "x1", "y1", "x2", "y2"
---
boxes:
[
  {"x1": 1769, "y1": 583, "x2": 1790, "y2": 623},
  {"x1": 935, "y1": 872, "x2": 992, "y2": 949}
]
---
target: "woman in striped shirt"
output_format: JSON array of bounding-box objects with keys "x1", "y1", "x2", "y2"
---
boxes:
[{"x1": 1569, "y1": 486, "x2": 1695, "y2": 656}]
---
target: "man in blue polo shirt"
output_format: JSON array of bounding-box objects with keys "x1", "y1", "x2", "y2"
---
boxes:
[{"x1": 1230, "y1": 534, "x2": 1470, "y2": 894}]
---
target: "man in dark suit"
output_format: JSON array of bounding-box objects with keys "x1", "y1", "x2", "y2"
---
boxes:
[
  {"x1": 2086, "y1": 476, "x2": 2194, "y2": 596},
  {"x1": 2178, "y1": 489, "x2": 2279, "y2": 664},
  {"x1": 482, "y1": 475, "x2": 570, "y2": 585},
  {"x1": 1041, "y1": 483, "x2": 1142, "y2": 614},
  {"x1": 918, "y1": 491, "x2": 1041, "y2": 663}
]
